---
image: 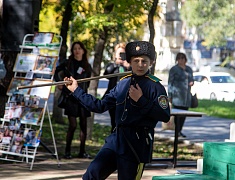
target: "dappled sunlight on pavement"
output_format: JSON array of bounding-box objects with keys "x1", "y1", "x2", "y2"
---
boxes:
[{"x1": 0, "y1": 158, "x2": 196, "y2": 180}]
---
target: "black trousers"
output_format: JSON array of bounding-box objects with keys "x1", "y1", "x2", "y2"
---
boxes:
[
  {"x1": 172, "y1": 105, "x2": 189, "y2": 132},
  {"x1": 82, "y1": 148, "x2": 144, "y2": 180},
  {"x1": 108, "y1": 107, "x2": 116, "y2": 133}
]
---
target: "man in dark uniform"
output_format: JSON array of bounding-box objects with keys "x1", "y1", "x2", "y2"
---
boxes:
[
  {"x1": 64, "y1": 41, "x2": 170, "y2": 180},
  {"x1": 102, "y1": 42, "x2": 131, "y2": 133}
]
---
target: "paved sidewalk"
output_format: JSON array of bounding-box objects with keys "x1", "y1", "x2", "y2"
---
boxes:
[
  {"x1": 155, "y1": 115, "x2": 234, "y2": 145},
  {"x1": 0, "y1": 156, "x2": 196, "y2": 180},
  {"x1": 95, "y1": 111, "x2": 234, "y2": 145},
  {"x1": 0, "y1": 131, "x2": 196, "y2": 180}
]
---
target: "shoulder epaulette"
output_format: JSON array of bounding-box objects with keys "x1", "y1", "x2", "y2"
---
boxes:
[
  {"x1": 145, "y1": 74, "x2": 161, "y2": 82},
  {"x1": 120, "y1": 74, "x2": 132, "y2": 81}
]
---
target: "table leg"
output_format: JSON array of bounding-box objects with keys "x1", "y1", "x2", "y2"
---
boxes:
[{"x1": 173, "y1": 115, "x2": 179, "y2": 168}]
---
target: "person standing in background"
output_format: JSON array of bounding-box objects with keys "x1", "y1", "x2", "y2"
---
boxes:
[
  {"x1": 168, "y1": 52, "x2": 194, "y2": 138},
  {"x1": 54, "y1": 41, "x2": 92, "y2": 159},
  {"x1": 103, "y1": 43, "x2": 131, "y2": 133}
]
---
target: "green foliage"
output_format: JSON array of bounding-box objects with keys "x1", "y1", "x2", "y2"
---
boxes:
[
  {"x1": 39, "y1": 2, "x2": 60, "y2": 34},
  {"x1": 84, "y1": 14, "x2": 117, "y2": 31},
  {"x1": 41, "y1": 119, "x2": 110, "y2": 156},
  {"x1": 180, "y1": 0, "x2": 235, "y2": 47},
  {"x1": 40, "y1": 0, "x2": 162, "y2": 66},
  {"x1": 190, "y1": 99, "x2": 235, "y2": 119},
  {"x1": 91, "y1": 123, "x2": 110, "y2": 144},
  {"x1": 153, "y1": 138, "x2": 202, "y2": 160},
  {"x1": 50, "y1": 0, "x2": 153, "y2": 59}
]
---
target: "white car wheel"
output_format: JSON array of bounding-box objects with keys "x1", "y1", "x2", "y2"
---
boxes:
[{"x1": 210, "y1": 93, "x2": 217, "y2": 100}]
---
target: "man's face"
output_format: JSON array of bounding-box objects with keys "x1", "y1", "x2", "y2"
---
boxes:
[
  {"x1": 130, "y1": 55, "x2": 151, "y2": 76},
  {"x1": 115, "y1": 47, "x2": 125, "y2": 65}
]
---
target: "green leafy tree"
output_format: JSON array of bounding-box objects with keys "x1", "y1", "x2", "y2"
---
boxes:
[
  {"x1": 148, "y1": 0, "x2": 160, "y2": 75},
  {"x1": 70, "y1": 0, "x2": 150, "y2": 138},
  {"x1": 40, "y1": 0, "x2": 162, "y2": 136},
  {"x1": 48, "y1": 0, "x2": 149, "y2": 124},
  {"x1": 39, "y1": 2, "x2": 59, "y2": 34},
  {"x1": 180, "y1": 0, "x2": 235, "y2": 47}
]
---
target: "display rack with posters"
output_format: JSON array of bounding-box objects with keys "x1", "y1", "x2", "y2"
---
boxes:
[{"x1": 0, "y1": 32, "x2": 62, "y2": 170}]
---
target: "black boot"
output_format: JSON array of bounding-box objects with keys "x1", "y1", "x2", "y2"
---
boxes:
[
  {"x1": 64, "y1": 151, "x2": 72, "y2": 159},
  {"x1": 64, "y1": 146, "x2": 72, "y2": 159},
  {"x1": 78, "y1": 152, "x2": 92, "y2": 159},
  {"x1": 178, "y1": 132, "x2": 186, "y2": 138}
]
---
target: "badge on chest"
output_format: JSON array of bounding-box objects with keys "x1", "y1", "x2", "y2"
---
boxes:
[{"x1": 77, "y1": 67, "x2": 84, "y2": 74}]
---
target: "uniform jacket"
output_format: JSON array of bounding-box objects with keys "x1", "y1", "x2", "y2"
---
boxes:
[
  {"x1": 168, "y1": 65, "x2": 194, "y2": 107},
  {"x1": 72, "y1": 71, "x2": 170, "y2": 163}
]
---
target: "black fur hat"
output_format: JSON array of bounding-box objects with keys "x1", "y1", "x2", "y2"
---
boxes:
[{"x1": 125, "y1": 41, "x2": 155, "y2": 62}]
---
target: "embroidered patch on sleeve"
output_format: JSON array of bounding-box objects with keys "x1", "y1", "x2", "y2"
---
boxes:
[{"x1": 158, "y1": 95, "x2": 169, "y2": 109}]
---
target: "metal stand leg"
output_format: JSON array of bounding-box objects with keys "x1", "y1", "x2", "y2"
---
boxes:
[
  {"x1": 25, "y1": 146, "x2": 28, "y2": 163},
  {"x1": 39, "y1": 141, "x2": 56, "y2": 158},
  {"x1": 46, "y1": 104, "x2": 60, "y2": 167},
  {"x1": 30, "y1": 147, "x2": 38, "y2": 171},
  {"x1": 173, "y1": 116, "x2": 179, "y2": 168}
]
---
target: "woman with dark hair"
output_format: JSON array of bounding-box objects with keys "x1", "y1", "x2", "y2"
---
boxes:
[
  {"x1": 54, "y1": 41, "x2": 92, "y2": 159},
  {"x1": 168, "y1": 52, "x2": 194, "y2": 138}
]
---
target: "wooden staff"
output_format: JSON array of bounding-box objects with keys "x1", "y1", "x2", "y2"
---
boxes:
[{"x1": 17, "y1": 71, "x2": 132, "y2": 90}]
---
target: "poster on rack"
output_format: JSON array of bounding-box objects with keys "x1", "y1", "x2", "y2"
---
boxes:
[
  {"x1": 24, "y1": 129, "x2": 42, "y2": 147},
  {"x1": 10, "y1": 93, "x2": 25, "y2": 105},
  {"x1": 0, "y1": 127, "x2": 14, "y2": 151},
  {"x1": 32, "y1": 32, "x2": 54, "y2": 45},
  {"x1": 33, "y1": 55, "x2": 58, "y2": 74},
  {"x1": 20, "y1": 107, "x2": 44, "y2": 125},
  {"x1": 3, "y1": 105, "x2": 23, "y2": 120},
  {"x1": 10, "y1": 134, "x2": 24, "y2": 154},
  {"x1": 25, "y1": 95, "x2": 40, "y2": 108},
  {"x1": 13, "y1": 53, "x2": 38, "y2": 72},
  {"x1": 10, "y1": 132, "x2": 24, "y2": 154},
  {"x1": 28, "y1": 79, "x2": 52, "y2": 99},
  {"x1": 7, "y1": 77, "x2": 33, "y2": 95}
]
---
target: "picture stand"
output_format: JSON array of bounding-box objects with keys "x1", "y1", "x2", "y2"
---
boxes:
[
  {"x1": 0, "y1": 97, "x2": 60, "y2": 170},
  {"x1": 23, "y1": 101, "x2": 60, "y2": 170},
  {"x1": 0, "y1": 32, "x2": 62, "y2": 170}
]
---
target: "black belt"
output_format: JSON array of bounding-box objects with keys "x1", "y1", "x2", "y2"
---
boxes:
[{"x1": 117, "y1": 125, "x2": 150, "y2": 129}]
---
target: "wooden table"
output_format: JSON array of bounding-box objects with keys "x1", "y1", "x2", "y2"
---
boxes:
[{"x1": 151, "y1": 108, "x2": 204, "y2": 168}]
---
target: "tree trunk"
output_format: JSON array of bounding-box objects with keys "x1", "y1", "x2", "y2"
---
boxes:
[
  {"x1": 87, "y1": 31, "x2": 108, "y2": 140},
  {"x1": 148, "y1": 0, "x2": 158, "y2": 75},
  {"x1": 52, "y1": 0, "x2": 73, "y2": 124},
  {"x1": 87, "y1": 2, "x2": 114, "y2": 140},
  {"x1": 0, "y1": 1, "x2": 42, "y2": 117},
  {"x1": 0, "y1": 52, "x2": 18, "y2": 117},
  {"x1": 51, "y1": 86, "x2": 65, "y2": 124}
]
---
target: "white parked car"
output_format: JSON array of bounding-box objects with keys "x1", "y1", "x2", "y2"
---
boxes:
[
  {"x1": 192, "y1": 72, "x2": 235, "y2": 102},
  {"x1": 97, "y1": 78, "x2": 109, "y2": 98}
]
